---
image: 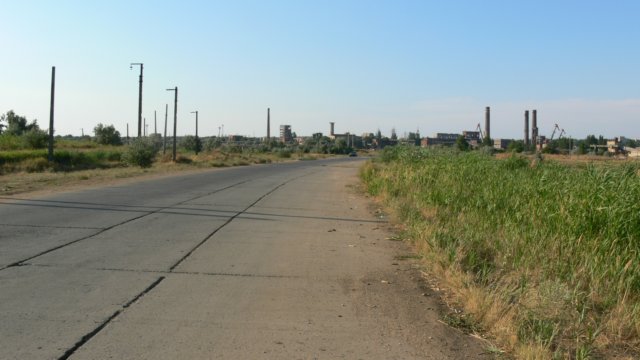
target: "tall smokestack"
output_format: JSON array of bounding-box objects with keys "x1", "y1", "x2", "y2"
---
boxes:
[
  {"x1": 524, "y1": 110, "x2": 530, "y2": 147},
  {"x1": 330, "y1": 122, "x2": 335, "y2": 136},
  {"x1": 267, "y1": 108, "x2": 270, "y2": 141},
  {"x1": 532, "y1": 109, "x2": 538, "y2": 149},
  {"x1": 484, "y1": 106, "x2": 491, "y2": 140}
]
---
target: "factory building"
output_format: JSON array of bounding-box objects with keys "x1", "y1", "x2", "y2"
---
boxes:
[{"x1": 280, "y1": 125, "x2": 293, "y2": 143}]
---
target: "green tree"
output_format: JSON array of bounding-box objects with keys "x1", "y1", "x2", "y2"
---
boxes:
[
  {"x1": 482, "y1": 135, "x2": 493, "y2": 147},
  {"x1": 1, "y1": 110, "x2": 39, "y2": 136},
  {"x1": 585, "y1": 135, "x2": 598, "y2": 146},
  {"x1": 330, "y1": 138, "x2": 352, "y2": 154},
  {"x1": 181, "y1": 135, "x2": 202, "y2": 153},
  {"x1": 93, "y1": 123, "x2": 122, "y2": 145},
  {"x1": 408, "y1": 132, "x2": 421, "y2": 146},
  {"x1": 507, "y1": 140, "x2": 524, "y2": 153},
  {"x1": 455, "y1": 135, "x2": 469, "y2": 151},
  {"x1": 576, "y1": 142, "x2": 587, "y2": 155}
]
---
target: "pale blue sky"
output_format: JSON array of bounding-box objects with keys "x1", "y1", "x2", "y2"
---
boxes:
[{"x1": 1, "y1": 0, "x2": 639, "y2": 139}]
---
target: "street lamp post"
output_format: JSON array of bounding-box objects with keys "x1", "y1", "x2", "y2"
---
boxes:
[
  {"x1": 190, "y1": 111, "x2": 199, "y2": 155},
  {"x1": 166, "y1": 87, "x2": 178, "y2": 161},
  {"x1": 130, "y1": 62, "x2": 143, "y2": 137}
]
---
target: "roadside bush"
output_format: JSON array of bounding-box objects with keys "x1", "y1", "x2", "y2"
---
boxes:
[
  {"x1": 122, "y1": 138, "x2": 157, "y2": 168},
  {"x1": 275, "y1": 149, "x2": 292, "y2": 158},
  {"x1": 203, "y1": 137, "x2": 222, "y2": 151},
  {"x1": 0, "y1": 134, "x2": 23, "y2": 150},
  {"x1": 181, "y1": 135, "x2": 202, "y2": 153},
  {"x1": 23, "y1": 128, "x2": 49, "y2": 149}
]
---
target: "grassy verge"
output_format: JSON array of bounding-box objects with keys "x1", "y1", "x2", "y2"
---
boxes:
[
  {"x1": 360, "y1": 146, "x2": 639, "y2": 359},
  {"x1": 0, "y1": 148, "x2": 328, "y2": 196}
]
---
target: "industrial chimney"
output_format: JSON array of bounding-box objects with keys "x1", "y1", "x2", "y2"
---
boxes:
[
  {"x1": 524, "y1": 110, "x2": 530, "y2": 147},
  {"x1": 330, "y1": 122, "x2": 335, "y2": 136},
  {"x1": 484, "y1": 107, "x2": 491, "y2": 140},
  {"x1": 267, "y1": 108, "x2": 270, "y2": 141},
  {"x1": 532, "y1": 109, "x2": 538, "y2": 149}
]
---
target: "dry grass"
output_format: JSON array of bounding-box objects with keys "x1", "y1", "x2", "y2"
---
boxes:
[{"x1": 0, "y1": 149, "x2": 330, "y2": 197}]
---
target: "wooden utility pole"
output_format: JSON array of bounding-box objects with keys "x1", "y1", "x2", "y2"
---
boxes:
[
  {"x1": 166, "y1": 87, "x2": 178, "y2": 161},
  {"x1": 130, "y1": 62, "x2": 143, "y2": 137},
  {"x1": 163, "y1": 104, "x2": 168, "y2": 154}
]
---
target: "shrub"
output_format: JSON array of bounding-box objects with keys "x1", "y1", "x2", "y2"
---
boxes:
[
  {"x1": 23, "y1": 128, "x2": 49, "y2": 149},
  {"x1": 203, "y1": 137, "x2": 222, "y2": 151},
  {"x1": 0, "y1": 134, "x2": 23, "y2": 150},
  {"x1": 122, "y1": 138, "x2": 157, "y2": 167},
  {"x1": 275, "y1": 149, "x2": 292, "y2": 158},
  {"x1": 181, "y1": 135, "x2": 202, "y2": 153}
]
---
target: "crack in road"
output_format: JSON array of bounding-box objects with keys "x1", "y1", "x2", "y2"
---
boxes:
[
  {"x1": 47, "y1": 169, "x2": 317, "y2": 359},
  {"x1": 0, "y1": 223, "x2": 105, "y2": 230},
  {"x1": 27, "y1": 263, "x2": 300, "y2": 279},
  {"x1": 168, "y1": 171, "x2": 316, "y2": 271},
  {"x1": 0, "y1": 179, "x2": 251, "y2": 272},
  {"x1": 57, "y1": 276, "x2": 166, "y2": 360}
]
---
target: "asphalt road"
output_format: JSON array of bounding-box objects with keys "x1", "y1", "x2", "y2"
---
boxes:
[{"x1": 0, "y1": 158, "x2": 490, "y2": 359}]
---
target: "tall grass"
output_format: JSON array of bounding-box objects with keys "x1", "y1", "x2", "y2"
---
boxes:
[
  {"x1": 0, "y1": 149, "x2": 123, "y2": 173},
  {"x1": 361, "y1": 146, "x2": 640, "y2": 358}
]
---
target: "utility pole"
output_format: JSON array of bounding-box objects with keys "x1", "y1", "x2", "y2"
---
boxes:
[
  {"x1": 163, "y1": 104, "x2": 168, "y2": 154},
  {"x1": 130, "y1": 62, "x2": 143, "y2": 137},
  {"x1": 143, "y1": 118, "x2": 146, "y2": 136},
  {"x1": 191, "y1": 110, "x2": 199, "y2": 155},
  {"x1": 154, "y1": 110, "x2": 157, "y2": 135},
  {"x1": 48, "y1": 66, "x2": 55, "y2": 162},
  {"x1": 166, "y1": 87, "x2": 178, "y2": 161}
]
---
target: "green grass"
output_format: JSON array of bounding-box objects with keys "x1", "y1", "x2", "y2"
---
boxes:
[
  {"x1": 0, "y1": 148, "x2": 124, "y2": 173},
  {"x1": 361, "y1": 146, "x2": 640, "y2": 358}
]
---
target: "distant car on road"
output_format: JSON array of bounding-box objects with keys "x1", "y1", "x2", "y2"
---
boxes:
[{"x1": 348, "y1": 151, "x2": 357, "y2": 157}]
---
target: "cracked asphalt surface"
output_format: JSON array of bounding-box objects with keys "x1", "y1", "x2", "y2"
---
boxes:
[{"x1": 0, "y1": 158, "x2": 491, "y2": 359}]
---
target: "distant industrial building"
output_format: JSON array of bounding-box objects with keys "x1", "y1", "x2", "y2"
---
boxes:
[
  {"x1": 421, "y1": 133, "x2": 459, "y2": 147},
  {"x1": 493, "y1": 139, "x2": 512, "y2": 150},
  {"x1": 280, "y1": 125, "x2": 292, "y2": 143},
  {"x1": 328, "y1": 122, "x2": 362, "y2": 148}
]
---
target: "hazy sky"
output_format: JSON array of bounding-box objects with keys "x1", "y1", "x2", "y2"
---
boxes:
[{"x1": 1, "y1": 0, "x2": 639, "y2": 139}]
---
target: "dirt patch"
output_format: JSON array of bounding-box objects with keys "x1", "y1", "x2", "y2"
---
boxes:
[
  {"x1": 349, "y1": 184, "x2": 500, "y2": 359},
  {"x1": 0, "y1": 164, "x2": 222, "y2": 200}
]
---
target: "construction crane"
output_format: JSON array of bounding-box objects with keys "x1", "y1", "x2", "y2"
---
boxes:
[
  {"x1": 550, "y1": 124, "x2": 564, "y2": 141},
  {"x1": 475, "y1": 123, "x2": 484, "y2": 139}
]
